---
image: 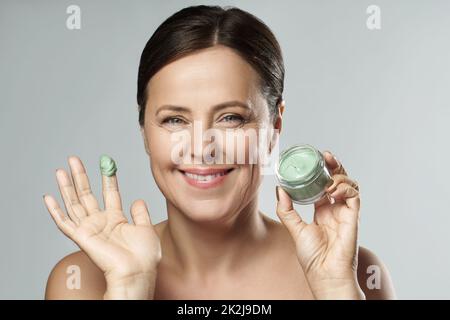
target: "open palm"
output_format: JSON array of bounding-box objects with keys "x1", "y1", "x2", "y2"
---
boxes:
[{"x1": 43, "y1": 156, "x2": 162, "y2": 282}]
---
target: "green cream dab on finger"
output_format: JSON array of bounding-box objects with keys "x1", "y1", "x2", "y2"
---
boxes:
[{"x1": 99, "y1": 154, "x2": 117, "y2": 177}]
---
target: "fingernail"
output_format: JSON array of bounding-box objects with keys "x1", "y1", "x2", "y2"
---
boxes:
[
  {"x1": 328, "y1": 185, "x2": 337, "y2": 194},
  {"x1": 68, "y1": 156, "x2": 76, "y2": 166},
  {"x1": 276, "y1": 186, "x2": 280, "y2": 201},
  {"x1": 326, "y1": 193, "x2": 335, "y2": 204},
  {"x1": 55, "y1": 169, "x2": 62, "y2": 180},
  {"x1": 326, "y1": 179, "x2": 336, "y2": 192}
]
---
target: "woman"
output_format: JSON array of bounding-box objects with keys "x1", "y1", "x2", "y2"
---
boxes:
[{"x1": 43, "y1": 5, "x2": 395, "y2": 299}]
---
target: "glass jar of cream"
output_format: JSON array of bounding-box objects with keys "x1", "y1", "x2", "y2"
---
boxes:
[{"x1": 275, "y1": 144, "x2": 333, "y2": 205}]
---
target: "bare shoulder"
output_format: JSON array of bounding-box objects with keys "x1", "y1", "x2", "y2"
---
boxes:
[
  {"x1": 261, "y1": 214, "x2": 396, "y2": 299},
  {"x1": 45, "y1": 250, "x2": 106, "y2": 300},
  {"x1": 357, "y1": 246, "x2": 397, "y2": 299},
  {"x1": 260, "y1": 213, "x2": 298, "y2": 252}
]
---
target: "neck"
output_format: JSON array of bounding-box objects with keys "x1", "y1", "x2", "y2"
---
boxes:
[{"x1": 162, "y1": 197, "x2": 268, "y2": 280}]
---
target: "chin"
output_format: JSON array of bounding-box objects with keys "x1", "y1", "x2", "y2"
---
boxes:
[{"x1": 174, "y1": 198, "x2": 236, "y2": 224}]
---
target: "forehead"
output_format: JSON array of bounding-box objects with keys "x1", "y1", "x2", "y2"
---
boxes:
[{"x1": 146, "y1": 45, "x2": 260, "y2": 109}]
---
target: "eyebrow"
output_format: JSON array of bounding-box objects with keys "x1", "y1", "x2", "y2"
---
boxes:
[{"x1": 155, "y1": 100, "x2": 251, "y2": 116}]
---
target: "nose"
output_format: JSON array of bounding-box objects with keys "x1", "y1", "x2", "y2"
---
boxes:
[{"x1": 189, "y1": 119, "x2": 223, "y2": 165}]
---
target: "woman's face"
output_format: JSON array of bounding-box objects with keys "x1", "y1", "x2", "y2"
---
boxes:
[{"x1": 141, "y1": 45, "x2": 278, "y2": 223}]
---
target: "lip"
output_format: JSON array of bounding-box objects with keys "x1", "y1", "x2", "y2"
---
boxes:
[{"x1": 178, "y1": 167, "x2": 235, "y2": 189}]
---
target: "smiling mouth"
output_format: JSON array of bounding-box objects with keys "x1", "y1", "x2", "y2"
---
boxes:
[{"x1": 178, "y1": 168, "x2": 235, "y2": 188}]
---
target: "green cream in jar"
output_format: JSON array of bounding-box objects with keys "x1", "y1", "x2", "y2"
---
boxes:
[{"x1": 275, "y1": 144, "x2": 333, "y2": 205}]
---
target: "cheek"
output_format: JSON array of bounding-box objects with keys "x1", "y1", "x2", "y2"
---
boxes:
[
  {"x1": 146, "y1": 127, "x2": 175, "y2": 169},
  {"x1": 236, "y1": 164, "x2": 262, "y2": 195},
  {"x1": 224, "y1": 129, "x2": 269, "y2": 166}
]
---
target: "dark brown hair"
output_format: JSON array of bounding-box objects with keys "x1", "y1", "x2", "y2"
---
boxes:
[{"x1": 137, "y1": 5, "x2": 284, "y2": 127}]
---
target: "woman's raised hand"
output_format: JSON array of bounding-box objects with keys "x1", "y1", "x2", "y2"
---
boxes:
[
  {"x1": 276, "y1": 151, "x2": 364, "y2": 300},
  {"x1": 43, "y1": 156, "x2": 162, "y2": 299}
]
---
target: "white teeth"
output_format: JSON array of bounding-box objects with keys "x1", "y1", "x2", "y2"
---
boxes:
[{"x1": 184, "y1": 171, "x2": 226, "y2": 181}]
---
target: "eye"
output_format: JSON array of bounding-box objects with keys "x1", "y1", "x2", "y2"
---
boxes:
[
  {"x1": 162, "y1": 116, "x2": 187, "y2": 125},
  {"x1": 220, "y1": 114, "x2": 245, "y2": 124},
  {"x1": 160, "y1": 116, "x2": 190, "y2": 130}
]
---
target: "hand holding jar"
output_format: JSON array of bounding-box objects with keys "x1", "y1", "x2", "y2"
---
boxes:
[{"x1": 275, "y1": 145, "x2": 363, "y2": 300}]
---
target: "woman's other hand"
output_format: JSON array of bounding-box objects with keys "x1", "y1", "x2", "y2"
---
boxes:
[
  {"x1": 43, "y1": 156, "x2": 161, "y2": 299},
  {"x1": 276, "y1": 150, "x2": 364, "y2": 299}
]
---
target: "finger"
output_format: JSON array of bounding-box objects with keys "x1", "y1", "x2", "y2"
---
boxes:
[
  {"x1": 325, "y1": 174, "x2": 359, "y2": 193},
  {"x1": 43, "y1": 194, "x2": 77, "y2": 238},
  {"x1": 329, "y1": 183, "x2": 361, "y2": 212},
  {"x1": 56, "y1": 169, "x2": 88, "y2": 224},
  {"x1": 100, "y1": 155, "x2": 122, "y2": 211},
  {"x1": 314, "y1": 192, "x2": 335, "y2": 208},
  {"x1": 68, "y1": 156, "x2": 100, "y2": 215},
  {"x1": 315, "y1": 174, "x2": 358, "y2": 209},
  {"x1": 276, "y1": 186, "x2": 307, "y2": 241},
  {"x1": 323, "y1": 150, "x2": 347, "y2": 176},
  {"x1": 130, "y1": 200, "x2": 152, "y2": 226}
]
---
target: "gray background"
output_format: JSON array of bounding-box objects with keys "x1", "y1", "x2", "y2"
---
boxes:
[{"x1": 1, "y1": 0, "x2": 449, "y2": 299}]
